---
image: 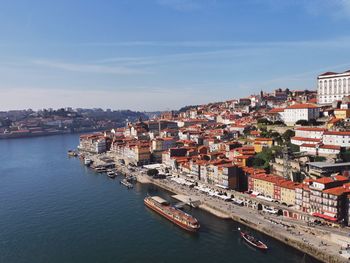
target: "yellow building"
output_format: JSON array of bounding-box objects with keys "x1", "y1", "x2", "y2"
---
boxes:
[
  {"x1": 253, "y1": 138, "x2": 273, "y2": 153},
  {"x1": 280, "y1": 183, "x2": 297, "y2": 206},
  {"x1": 334, "y1": 109, "x2": 350, "y2": 120},
  {"x1": 251, "y1": 175, "x2": 275, "y2": 198}
]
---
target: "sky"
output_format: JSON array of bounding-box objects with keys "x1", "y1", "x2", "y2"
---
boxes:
[{"x1": 1, "y1": 0, "x2": 350, "y2": 111}]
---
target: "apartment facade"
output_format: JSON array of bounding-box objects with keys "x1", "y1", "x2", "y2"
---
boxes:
[{"x1": 317, "y1": 70, "x2": 350, "y2": 105}]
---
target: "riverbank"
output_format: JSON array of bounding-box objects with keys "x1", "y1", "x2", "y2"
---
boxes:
[{"x1": 135, "y1": 173, "x2": 348, "y2": 263}]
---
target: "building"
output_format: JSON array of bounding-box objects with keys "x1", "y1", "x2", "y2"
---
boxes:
[
  {"x1": 294, "y1": 127, "x2": 326, "y2": 139},
  {"x1": 322, "y1": 131, "x2": 350, "y2": 147},
  {"x1": 253, "y1": 137, "x2": 273, "y2": 153},
  {"x1": 308, "y1": 177, "x2": 349, "y2": 222},
  {"x1": 307, "y1": 162, "x2": 350, "y2": 178},
  {"x1": 214, "y1": 164, "x2": 244, "y2": 190},
  {"x1": 300, "y1": 144, "x2": 341, "y2": 156},
  {"x1": 295, "y1": 180, "x2": 313, "y2": 213},
  {"x1": 317, "y1": 70, "x2": 350, "y2": 105},
  {"x1": 249, "y1": 173, "x2": 298, "y2": 205},
  {"x1": 334, "y1": 109, "x2": 350, "y2": 120},
  {"x1": 151, "y1": 137, "x2": 177, "y2": 162},
  {"x1": 112, "y1": 140, "x2": 151, "y2": 166},
  {"x1": 278, "y1": 181, "x2": 298, "y2": 206},
  {"x1": 281, "y1": 104, "x2": 320, "y2": 125},
  {"x1": 248, "y1": 174, "x2": 276, "y2": 198},
  {"x1": 274, "y1": 88, "x2": 289, "y2": 101},
  {"x1": 78, "y1": 134, "x2": 107, "y2": 153},
  {"x1": 291, "y1": 136, "x2": 321, "y2": 146}
]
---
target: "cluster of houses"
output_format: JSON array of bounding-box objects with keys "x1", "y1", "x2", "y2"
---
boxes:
[{"x1": 78, "y1": 71, "x2": 350, "y2": 225}]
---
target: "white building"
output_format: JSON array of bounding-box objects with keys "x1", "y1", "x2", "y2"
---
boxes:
[
  {"x1": 322, "y1": 131, "x2": 350, "y2": 147},
  {"x1": 317, "y1": 70, "x2": 350, "y2": 105},
  {"x1": 294, "y1": 127, "x2": 326, "y2": 139},
  {"x1": 300, "y1": 143, "x2": 340, "y2": 156},
  {"x1": 281, "y1": 104, "x2": 320, "y2": 125},
  {"x1": 291, "y1": 136, "x2": 321, "y2": 146}
]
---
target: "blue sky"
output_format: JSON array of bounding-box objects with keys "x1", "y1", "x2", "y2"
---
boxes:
[{"x1": 1, "y1": 0, "x2": 350, "y2": 111}]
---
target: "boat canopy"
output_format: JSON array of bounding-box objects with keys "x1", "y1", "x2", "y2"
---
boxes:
[{"x1": 151, "y1": 196, "x2": 168, "y2": 205}]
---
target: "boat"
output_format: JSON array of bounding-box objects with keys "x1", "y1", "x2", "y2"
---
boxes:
[
  {"x1": 67, "y1": 150, "x2": 78, "y2": 157},
  {"x1": 120, "y1": 179, "x2": 133, "y2": 188},
  {"x1": 84, "y1": 158, "x2": 92, "y2": 166},
  {"x1": 95, "y1": 167, "x2": 107, "y2": 173},
  {"x1": 239, "y1": 228, "x2": 268, "y2": 250},
  {"x1": 107, "y1": 171, "x2": 116, "y2": 178},
  {"x1": 144, "y1": 196, "x2": 200, "y2": 232}
]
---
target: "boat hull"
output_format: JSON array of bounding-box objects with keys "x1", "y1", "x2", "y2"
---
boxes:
[
  {"x1": 144, "y1": 199, "x2": 199, "y2": 232},
  {"x1": 240, "y1": 232, "x2": 268, "y2": 250}
]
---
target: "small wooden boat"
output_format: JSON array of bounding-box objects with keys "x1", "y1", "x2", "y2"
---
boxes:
[{"x1": 239, "y1": 228, "x2": 268, "y2": 250}]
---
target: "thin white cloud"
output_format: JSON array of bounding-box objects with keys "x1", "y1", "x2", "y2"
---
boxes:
[
  {"x1": 81, "y1": 37, "x2": 350, "y2": 49},
  {"x1": 32, "y1": 60, "x2": 149, "y2": 75},
  {"x1": 93, "y1": 37, "x2": 350, "y2": 66},
  {"x1": 96, "y1": 48, "x2": 258, "y2": 66}
]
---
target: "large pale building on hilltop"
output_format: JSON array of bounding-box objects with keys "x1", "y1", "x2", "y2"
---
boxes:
[{"x1": 317, "y1": 70, "x2": 350, "y2": 104}]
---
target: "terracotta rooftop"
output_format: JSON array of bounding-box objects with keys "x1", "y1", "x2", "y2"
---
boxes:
[{"x1": 286, "y1": 103, "x2": 319, "y2": 109}]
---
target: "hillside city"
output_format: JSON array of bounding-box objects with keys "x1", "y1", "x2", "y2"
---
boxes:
[
  {"x1": 77, "y1": 69, "x2": 350, "y2": 230},
  {"x1": 0, "y1": 108, "x2": 149, "y2": 139}
]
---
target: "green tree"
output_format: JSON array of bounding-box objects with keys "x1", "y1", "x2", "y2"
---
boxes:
[
  {"x1": 257, "y1": 118, "x2": 272, "y2": 125},
  {"x1": 295, "y1": 120, "x2": 309, "y2": 126},
  {"x1": 282, "y1": 129, "x2": 295, "y2": 143},
  {"x1": 288, "y1": 142, "x2": 300, "y2": 153},
  {"x1": 314, "y1": 156, "x2": 326, "y2": 162},
  {"x1": 273, "y1": 120, "x2": 285, "y2": 126},
  {"x1": 252, "y1": 148, "x2": 274, "y2": 170},
  {"x1": 340, "y1": 150, "x2": 350, "y2": 162}
]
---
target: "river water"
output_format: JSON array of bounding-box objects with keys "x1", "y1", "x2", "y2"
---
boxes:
[{"x1": 0, "y1": 134, "x2": 319, "y2": 263}]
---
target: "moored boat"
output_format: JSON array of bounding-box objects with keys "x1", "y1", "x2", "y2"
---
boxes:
[
  {"x1": 94, "y1": 167, "x2": 107, "y2": 173},
  {"x1": 67, "y1": 150, "x2": 78, "y2": 157},
  {"x1": 120, "y1": 179, "x2": 133, "y2": 188},
  {"x1": 107, "y1": 171, "x2": 116, "y2": 178},
  {"x1": 239, "y1": 228, "x2": 268, "y2": 250},
  {"x1": 144, "y1": 196, "x2": 200, "y2": 232},
  {"x1": 84, "y1": 158, "x2": 92, "y2": 166}
]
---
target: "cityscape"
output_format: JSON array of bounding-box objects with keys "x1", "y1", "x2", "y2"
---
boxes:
[
  {"x1": 75, "y1": 71, "x2": 350, "y2": 262},
  {"x1": 1, "y1": 1, "x2": 350, "y2": 263}
]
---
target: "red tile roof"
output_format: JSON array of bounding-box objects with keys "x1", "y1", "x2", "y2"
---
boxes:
[
  {"x1": 323, "y1": 186, "x2": 350, "y2": 196},
  {"x1": 295, "y1": 127, "x2": 326, "y2": 132},
  {"x1": 268, "y1": 108, "x2": 285, "y2": 113},
  {"x1": 324, "y1": 131, "x2": 350, "y2": 136},
  {"x1": 319, "y1": 71, "x2": 337, "y2": 76},
  {"x1": 291, "y1": 136, "x2": 320, "y2": 142},
  {"x1": 286, "y1": 103, "x2": 319, "y2": 109}
]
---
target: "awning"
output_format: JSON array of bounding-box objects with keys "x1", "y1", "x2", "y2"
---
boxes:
[
  {"x1": 215, "y1": 184, "x2": 228, "y2": 189},
  {"x1": 312, "y1": 212, "x2": 338, "y2": 222}
]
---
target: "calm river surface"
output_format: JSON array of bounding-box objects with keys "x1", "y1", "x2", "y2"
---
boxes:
[{"x1": 0, "y1": 134, "x2": 319, "y2": 263}]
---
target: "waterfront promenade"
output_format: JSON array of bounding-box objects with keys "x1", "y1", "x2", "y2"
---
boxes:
[{"x1": 137, "y1": 173, "x2": 348, "y2": 263}]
